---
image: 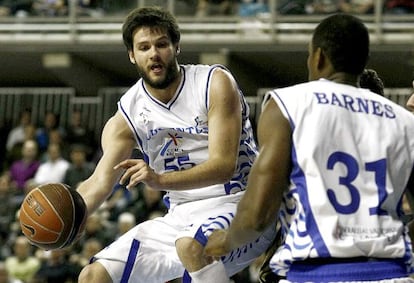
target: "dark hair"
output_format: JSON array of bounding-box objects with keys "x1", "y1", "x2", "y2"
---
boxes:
[
  {"x1": 359, "y1": 69, "x2": 384, "y2": 96},
  {"x1": 122, "y1": 7, "x2": 181, "y2": 52},
  {"x1": 312, "y1": 14, "x2": 369, "y2": 75}
]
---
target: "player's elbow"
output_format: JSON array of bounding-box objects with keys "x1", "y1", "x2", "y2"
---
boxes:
[{"x1": 214, "y1": 159, "x2": 237, "y2": 183}]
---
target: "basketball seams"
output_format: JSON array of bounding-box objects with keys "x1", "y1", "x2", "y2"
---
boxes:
[
  {"x1": 20, "y1": 200, "x2": 61, "y2": 244},
  {"x1": 36, "y1": 186, "x2": 67, "y2": 231},
  {"x1": 38, "y1": 184, "x2": 77, "y2": 249},
  {"x1": 19, "y1": 183, "x2": 86, "y2": 250}
]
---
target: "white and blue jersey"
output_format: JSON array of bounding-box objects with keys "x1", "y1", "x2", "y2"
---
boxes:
[
  {"x1": 118, "y1": 64, "x2": 258, "y2": 206},
  {"x1": 266, "y1": 79, "x2": 414, "y2": 281},
  {"x1": 92, "y1": 64, "x2": 276, "y2": 283}
]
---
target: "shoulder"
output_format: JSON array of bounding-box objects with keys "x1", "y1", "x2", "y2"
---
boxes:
[{"x1": 182, "y1": 64, "x2": 230, "y2": 77}]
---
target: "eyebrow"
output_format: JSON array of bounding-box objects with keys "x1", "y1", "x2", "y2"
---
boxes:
[{"x1": 136, "y1": 35, "x2": 170, "y2": 45}]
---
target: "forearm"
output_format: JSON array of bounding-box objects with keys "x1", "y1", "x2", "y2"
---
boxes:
[
  {"x1": 76, "y1": 175, "x2": 116, "y2": 216},
  {"x1": 226, "y1": 195, "x2": 266, "y2": 250},
  {"x1": 158, "y1": 157, "x2": 235, "y2": 191}
]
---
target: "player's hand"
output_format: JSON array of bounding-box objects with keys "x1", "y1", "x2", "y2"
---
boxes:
[
  {"x1": 204, "y1": 229, "x2": 232, "y2": 259},
  {"x1": 408, "y1": 80, "x2": 414, "y2": 112},
  {"x1": 114, "y1": 159, "x2": 161, "y2": 190}
]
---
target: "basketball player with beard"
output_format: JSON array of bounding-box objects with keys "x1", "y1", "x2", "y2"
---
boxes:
[{"x1": 75, "y1": 6, "x2": 277, "y2": 283}]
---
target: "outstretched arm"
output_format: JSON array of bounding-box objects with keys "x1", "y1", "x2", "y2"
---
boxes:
[
  {"x1": 76, "y1": 111, "x2": 136, "y2": 216},
  {"x1": 205, "y1": 98, "x2": 292, "y2": 256}
]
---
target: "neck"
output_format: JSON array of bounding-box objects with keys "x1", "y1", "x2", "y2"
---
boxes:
[
  {"x1": 326, "y1": 72, "x2": 359, "y2": 86},
  {"x1": 145, "y1": 65, "x2": 182, "y2": 104}
]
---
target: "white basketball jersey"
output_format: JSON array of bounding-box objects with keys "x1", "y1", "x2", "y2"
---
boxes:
[
  {"x1": 266, "y1": 79, "x2": 414, "y2": 276},
  {"x1": 118, "y1": 64, "x2": 257, "y2": 206}
]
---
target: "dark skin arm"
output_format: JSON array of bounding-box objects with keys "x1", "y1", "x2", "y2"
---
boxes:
[
  {"x1": 204, "y1": 98, "x2": 292, "y2": 256},
  {"x1": 404, "y1": 170, "x2": 414, "y2": 250}
]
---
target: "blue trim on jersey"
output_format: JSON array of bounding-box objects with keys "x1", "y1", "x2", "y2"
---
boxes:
[
  {"x1": 288, "y1": 259, "x2": 407, "y2": 282},
  {"x1": 205, "y1": 67, "x2": 214, "y2": 109},
  {"x1": 291, "y1": 146, "x2": 330, "y2": 257},
  {"x1": 194, "y1": 226, "x2": 208, "y2": 247},
  {"x1": 141, "y1": 67, "x2": 186, "y2": 110},
  {"x1": 273, "y1": 91, "x2": 331, "y2": 257},
  {"x1": 204, "y1": 64, "x2": 230, "y2": 109},
  {"x1": 120, "y1": 239, "x2": 140, "y2": 283},
  {"x1": 183, "y1": 270, "x2": 192, "y2": 283},
  {"x1": 118, "y1": 101, "x2": 143, "y2": 148}
]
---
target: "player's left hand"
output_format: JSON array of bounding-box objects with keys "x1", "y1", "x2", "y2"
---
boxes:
[{"x1": 204, "y1": 229, "x2": 232, "y2": 259}]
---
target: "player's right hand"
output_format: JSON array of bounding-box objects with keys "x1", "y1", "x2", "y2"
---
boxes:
[
  {"x1": 204, "y1": 229, "x2": 231, "y2": 259},
  {"x1": 114, "y1": 159, "x2": 161, "y2": 190}
]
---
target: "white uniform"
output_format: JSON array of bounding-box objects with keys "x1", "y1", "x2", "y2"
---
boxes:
[
  {"x1": 266, "y1": 79, "x2": 414, "y2": 282},
  {"x1": 92, "y1": 64, "x2": 276, "y2": 283}
]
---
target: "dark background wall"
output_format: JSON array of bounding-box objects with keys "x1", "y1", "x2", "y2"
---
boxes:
[{"x1": 0, "y1": 41, "x2": 413, "y2": 97}]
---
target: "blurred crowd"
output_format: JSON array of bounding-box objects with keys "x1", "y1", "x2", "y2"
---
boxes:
[
  {"x1": 0, "y1": 108, "x2": 173, "y2": 283},
  {"x1": 0, "y1": 0, "x2": 413, "y2": 18},
  {"x1": 0, "y1": 108, "x2": 266, "y2": 283}
]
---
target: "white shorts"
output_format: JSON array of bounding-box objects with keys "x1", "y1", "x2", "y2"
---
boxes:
[{"x1": 92, "y1": 193, "x2": 277, "y2": 283}]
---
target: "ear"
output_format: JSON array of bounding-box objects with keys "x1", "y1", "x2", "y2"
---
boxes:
[
  {"x1": 176, "y1": 44, "x2": 181, "y2": 55},
  {"x1": 315, "y1": 47, "x2": 325, "y2": 70},
  {"x1": 128, "y1": 51, "x2": 136, "y2": 64}
]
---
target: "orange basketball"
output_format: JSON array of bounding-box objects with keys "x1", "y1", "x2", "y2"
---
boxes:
[{"x1": 19, "y1": 183, "x2": 87, "y2": 250}]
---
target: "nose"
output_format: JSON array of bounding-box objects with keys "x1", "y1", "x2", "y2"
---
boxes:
[{"x1": 149, "y1": 45, "x2": 160, "y2": 59}]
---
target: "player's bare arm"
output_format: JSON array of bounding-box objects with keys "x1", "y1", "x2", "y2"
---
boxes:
[
  {"x1": 116, "y1": 68, "x2": 242, "y2": 191},
  {"x1": 406, "y1": 80, "x2": 414, "y2": 111},
  {"x1": 77, "y1": 111, "x2": 136, "y2": 215},
  {"x1": 205, "y1": 99, "x2": 291, "y2": 256}
]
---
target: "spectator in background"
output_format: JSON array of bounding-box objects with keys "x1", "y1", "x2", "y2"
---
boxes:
[
  {"x1": 66, "y1": 109, "x2": 96, "y2": 159},
  {"x1": 127, "y1": 185, "x2": 167, "y2": 224},
  {"x1": 33, "y1": 143, "x2": 70, "y2": 185},
  {"x1": 196, "y1": 0, "x2": 234, "y2": 17},
  {"x1": 385, "y1": 0, "x2": 414, "y2": 14},
  {"x1": 338, "y1": 0, "x2": 375, "y2": 14},
  {"x1": 0, "y1": 121, "x2": 9, "y2": 174},
  {"x1": 6, "y1": 109, "x2": 32, "y2": 153},
  {"x1": 5, "y1": 110, "x2": 36, "y2": 168},
  {"x1": 35, "y1": 111, "x2": 66, "y2": 154},
  {"x1": 0, "y1": 261, "x2": 22, "y2": 283},
  {"x1": 0, "y1": 0, "x2": 34, "y2": 17},
  {"x1": 34, "y1": 249, "x2": 78, "y2": 283},
  {"x1": 6, "y1": 124, "x2": 37, "y2": 169},
  {"x1": 69, "y1": 238, "x2": 103, "y2": 270},
  {"x1": 0, "y1": 1, "x2": 11, "y2": 16},
  {"x1": 71, "y1": 213, "x2": 113, "y2": 254},
  {"x1": 76, "y1": 0, "x2": 104, "y2": 17},
  {"x1": 115, "y1": 212, "x2": 136, "y2": 239},
  {"x1": 305, "y1": 0, "x2": 339, "y2": 14},
  {"x1": 9, "y1": 139, "x2": 40, "y2": 194},
  {"x1": 0, "y1": 172, "x2": 19, "y2": 260},
  {"x1": 5, "y1": 236, "x2": 41, "y2": 283},
  {"x1": 277, "y1": 0, "x2": 306, "y2": 14},
  {"x1": 46, "y1": 128, "x2": 70, "y2": 161},
  {"x1": 63, "y1": 144, "x2": 95, "y2": 188},
  {"x1": 239, "y1": 0, "x2": 270, "y2": 16},
  {"x1": 31, "y1": 0, "x2": 68, "y2": 16}
]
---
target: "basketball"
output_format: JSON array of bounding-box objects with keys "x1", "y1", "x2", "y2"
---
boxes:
[{"x1": 19, "y1": 183, "x2": 87, "y2": 250}]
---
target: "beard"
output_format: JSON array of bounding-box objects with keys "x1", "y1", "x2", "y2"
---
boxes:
[{"x1": 136, "y1": 59, "x2": 179, "y2": 89}]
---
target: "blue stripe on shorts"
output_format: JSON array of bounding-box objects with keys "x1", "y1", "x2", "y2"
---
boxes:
[{"x1": 120, "y1": 239, "x2": 140, "y2": 283}]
